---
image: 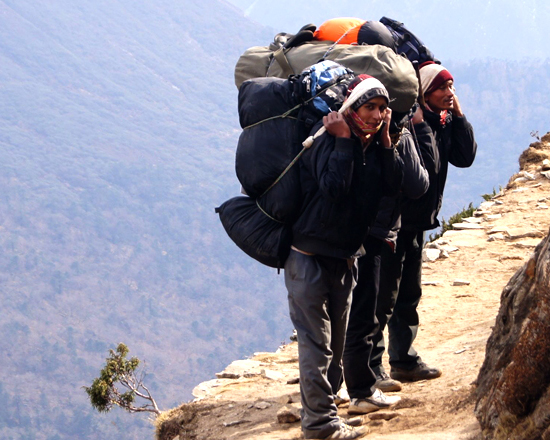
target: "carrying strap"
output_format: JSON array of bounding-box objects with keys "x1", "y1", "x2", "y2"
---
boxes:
[
  {"x1": 272, "y1": 26, "x2": 355, "y2": 78},
  {"x1": 258, "y1": 143, "x2": 309, "y2": 200},
  {"x1": 320, "y1": 26, "x2": 357, "y2": 60},
  {"x1": 272, "y1": 47, "x2": 295, "y2": 78},
  {"x1": 255, "y1": 135, "x2": 311, "y2": 226},
  {"x1": 412, "y1": 60, "x2": 426, "y2": 108},
  {"x1": 389, "y1": 126, "x2": 404, "y2": 146},
  {"x1": 243, "y1": 103, "x2": 301, "y2": 130}
]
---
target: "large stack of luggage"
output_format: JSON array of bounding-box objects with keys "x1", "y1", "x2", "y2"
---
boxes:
[{"x1": 216, "y1": 17, "x2": 437, "y2": 269}]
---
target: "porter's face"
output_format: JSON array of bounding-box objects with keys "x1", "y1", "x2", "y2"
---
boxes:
[
  {"x1": 426, "y1": 79, "x2": 455, "y2": 111},
  {"x1": 356, "y1": 97, "x2": 388, "y2": 128}
]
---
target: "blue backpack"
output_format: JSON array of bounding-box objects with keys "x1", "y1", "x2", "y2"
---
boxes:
[{"x1": 294, "y1": 60, "x2": 354, "y2": 115}]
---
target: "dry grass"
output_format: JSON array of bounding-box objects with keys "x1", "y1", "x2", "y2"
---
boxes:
[
  {"x1": 519, "y1": 133, "x2": 550, "y2": 170},
  {"x1": 519, "y1": 146, "x2": 550, "y2": 170},
  {"x1": 155, "y1": 402, "x2": 216, "y2": 440},
  {"x1": 491, "y1": 413, "x2": 546, "y2": 440}
]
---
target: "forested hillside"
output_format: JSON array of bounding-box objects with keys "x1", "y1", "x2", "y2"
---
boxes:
[
  {"x1": 1, "y1": 0, "x2": 549, "y2": 439},
  {"x1": 0, "y1": 1, "x2": 284, "y2": 439}
]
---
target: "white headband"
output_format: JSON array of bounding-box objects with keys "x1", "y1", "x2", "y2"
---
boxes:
[{"x1": 343, "y1": 77, "x2": 388, "y2": 112}]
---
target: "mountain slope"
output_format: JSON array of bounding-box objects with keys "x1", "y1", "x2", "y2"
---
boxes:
[{"x1": 0, "y1": 1, "x2": 288, "y2": 438}]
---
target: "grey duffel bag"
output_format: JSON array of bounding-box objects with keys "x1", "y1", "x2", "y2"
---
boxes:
[{"x1": 235, "y1": 41, "x2": 418, "y2": 113}]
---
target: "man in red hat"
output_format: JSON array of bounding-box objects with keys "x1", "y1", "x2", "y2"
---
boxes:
[{"x1": 369, "y1": 62, "x2": 477, "y2": 389}]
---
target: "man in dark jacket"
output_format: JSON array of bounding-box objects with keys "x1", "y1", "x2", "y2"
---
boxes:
[
  {"x1": 342, "y1": 125, "x2": 429, "y2": 411},
  {"x1": 369, "y1": 62, "x2": 477, "y2": 386},
  {"x1": 286, "y1": 75, "x2": 403, "y2": 439}
]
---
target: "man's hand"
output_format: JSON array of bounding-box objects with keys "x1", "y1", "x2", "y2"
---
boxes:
[
  {"x1": 323, "y1": 112, "x2": 351, "y2": 138},
  {"x1": 380, "y1": 108, "x2": 393, "y2": 149},
  {"x1": 412, "y1": 105, "x2": 424, "y2": 125},
  {"x1": 451, "y1": 92, "x2": 464, "y2": 117}
]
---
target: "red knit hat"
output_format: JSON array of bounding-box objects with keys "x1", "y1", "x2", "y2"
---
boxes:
[{"x1": 419, "y1": 61, "x2": 453, "y2": 95}]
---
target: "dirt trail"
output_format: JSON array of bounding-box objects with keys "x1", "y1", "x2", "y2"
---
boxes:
[{"x1": 158, "y1": 157, "x2": 550, "y2": 440}]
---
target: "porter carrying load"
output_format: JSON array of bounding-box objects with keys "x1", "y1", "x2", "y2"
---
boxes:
[{"x1": 217, "y1": 61, "x2": 354, "y2": 269}]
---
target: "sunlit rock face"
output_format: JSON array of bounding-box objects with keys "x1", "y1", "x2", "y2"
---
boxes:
[{"x1": 475, "y1": 229, "x2": 550, "y2": 440}]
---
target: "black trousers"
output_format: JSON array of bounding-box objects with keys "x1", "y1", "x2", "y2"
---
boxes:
[
  {"x1": 370, "y1": 229, "x2": 424, "y2": 372},
  {"x1": 342, "y1": 236, "x2": 382, "y2": 398}
]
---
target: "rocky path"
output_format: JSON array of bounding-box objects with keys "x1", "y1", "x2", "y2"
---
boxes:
[{"x1": 157, "y1": 157, "x2": 550, "y2": 440}]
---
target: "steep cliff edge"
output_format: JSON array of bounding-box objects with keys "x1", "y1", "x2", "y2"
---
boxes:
[
  {"x1": 474, "y1": 133, "x2": 550, "y2": 439},
  {"x1": 156, "y1": 134, "x2": 550, "y2": 440}
]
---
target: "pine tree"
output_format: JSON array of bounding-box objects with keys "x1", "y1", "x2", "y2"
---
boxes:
[{"x1": 84, "y1": 343, "x2": 161, "y2": 416}]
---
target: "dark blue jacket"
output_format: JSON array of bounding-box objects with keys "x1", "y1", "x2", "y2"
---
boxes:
[
  {"x1": 401, "y1": 110, "x2": 477, "y2": 231},
  {"x1": 368, "y1": 128, "x2": 429, "y2": 247},
  {"x1": 292, "y1": 121, "x2": 403, "y2": 259}
]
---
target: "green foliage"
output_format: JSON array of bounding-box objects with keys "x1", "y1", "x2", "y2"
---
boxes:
[
  {"x1": 85, "y1": 344, "x2": 138, "y2": 412},
  {"x1": 85, "y1": 343, "x2": 160, "y2": 416},
  {"x1": 481, "y1": 187, "x2": 502, "y2": 201},
  {"x1": 430, "y1": 186, "x2": 507, "y2": 241},
  {"x1": 429, "y1": 203, "x2": 476, "y2": 242}
]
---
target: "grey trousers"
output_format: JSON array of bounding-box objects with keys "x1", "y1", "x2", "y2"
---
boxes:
[{"x1": 285, "y1": 250, "x2": 356, "y2": 439}]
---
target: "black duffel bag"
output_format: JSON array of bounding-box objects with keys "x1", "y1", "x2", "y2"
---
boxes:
[{"x1": 215, "y1": 196, "x2": 292, "y2": 270}]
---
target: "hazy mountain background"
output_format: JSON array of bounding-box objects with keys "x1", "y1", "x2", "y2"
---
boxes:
[
  {"x1": 0, "y1": 0, "x2": 549, "y2": 438},
  {"x1": 229, "y1": 0, "x2": 550, "y2": 60}
]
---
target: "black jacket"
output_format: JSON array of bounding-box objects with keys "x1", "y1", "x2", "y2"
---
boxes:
[
  {"x1": 401, "y1": 109, "x2": 477, "y2": 231},
  {"x1": 368, "y1": 128, "x2": 429, "y2": 247},
  {"x1": 292, "y1": 121, "x2": 403, "y2": 259}
]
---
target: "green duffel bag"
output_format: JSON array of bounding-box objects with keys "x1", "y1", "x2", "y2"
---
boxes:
[{"x1": 235, "y1": 41, "x2": 418, "y2": 113}]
